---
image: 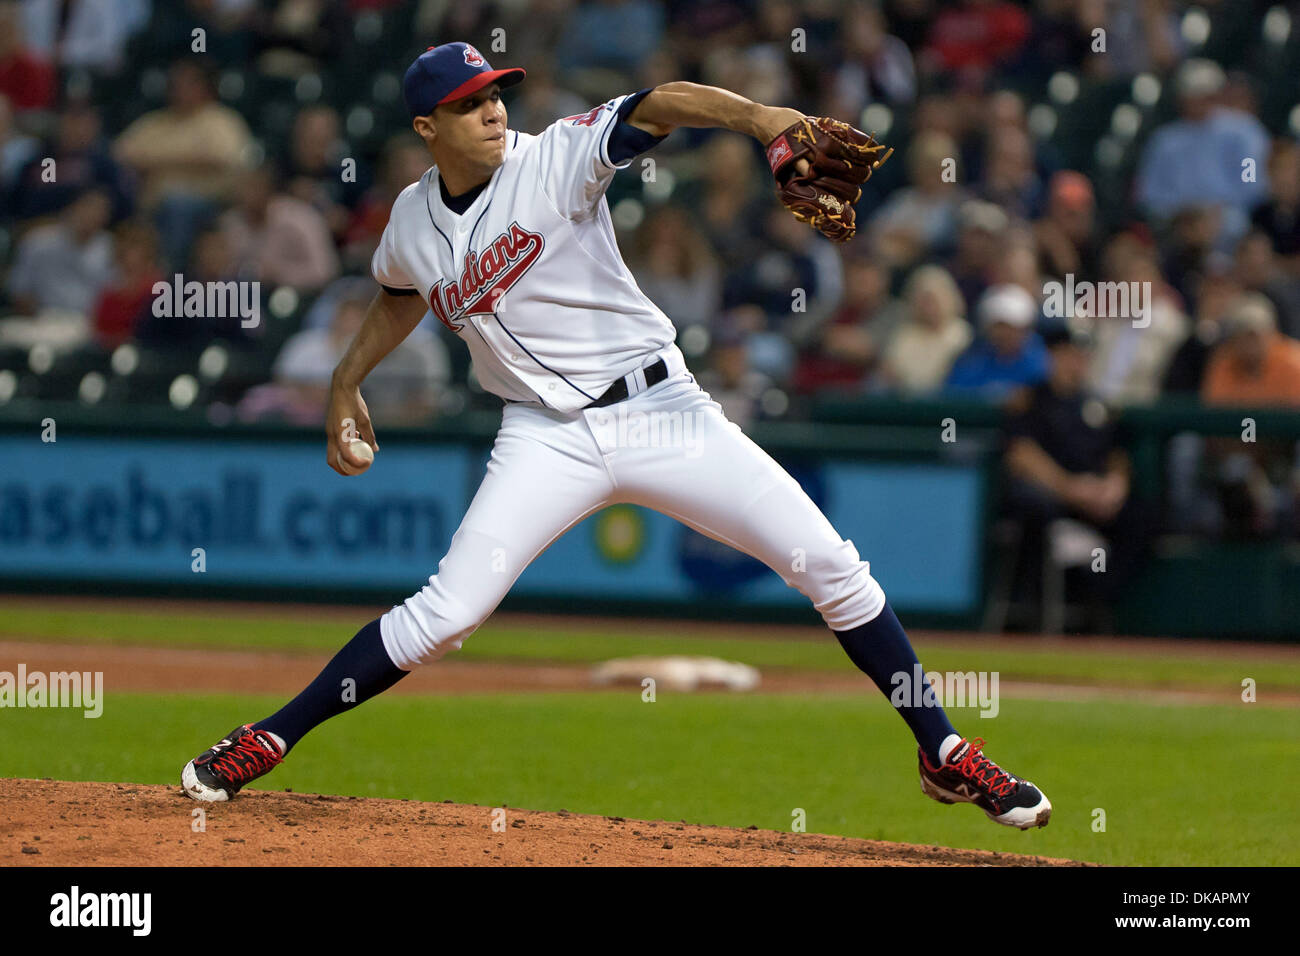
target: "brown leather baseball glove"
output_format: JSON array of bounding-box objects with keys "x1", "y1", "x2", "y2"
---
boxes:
[{"x1": 765, "y1": 117, "x2": 894, "y2": 243}]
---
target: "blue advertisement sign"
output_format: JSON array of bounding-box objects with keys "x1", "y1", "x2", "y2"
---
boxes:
[
  {"x1": 517, "y1": 461, "x2": 982, "y2": 611},
  {"x1": 2, "y1": 436, "x2": 982, "y2": 612},
  {"x1": 0, "y1": 437, "x2": 470, "y2": 586}
]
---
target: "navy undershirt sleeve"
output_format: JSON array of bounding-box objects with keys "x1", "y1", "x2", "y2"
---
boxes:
[
  {"x1": 607, "y1": 87, "x2": 668, "y2": 166},
  {"x1": 381, "y1": 284, "x2": 419, "y2": 297}
]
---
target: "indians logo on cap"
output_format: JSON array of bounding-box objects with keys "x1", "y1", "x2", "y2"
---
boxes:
[{"x1": 463, "y1": 45, "x2": 485, "y2": 67}]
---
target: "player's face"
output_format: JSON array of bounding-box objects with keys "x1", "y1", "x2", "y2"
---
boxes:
[{"x1": 429, "y1": 84, "x2": 508, "y2": 171}]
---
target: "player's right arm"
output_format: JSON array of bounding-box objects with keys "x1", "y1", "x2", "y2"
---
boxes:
[{"x1": 325, "y1": 288, "x2": 427, "y2": 475}]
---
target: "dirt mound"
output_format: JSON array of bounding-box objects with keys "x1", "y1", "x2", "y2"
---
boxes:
[{"x1": 3, "y1": 779, "x2": 1086, "y2": 867}]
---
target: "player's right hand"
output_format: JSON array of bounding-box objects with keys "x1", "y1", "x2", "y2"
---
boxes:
[{"x1": 326, "y1": 382, "x2": 379, "y2": 476}]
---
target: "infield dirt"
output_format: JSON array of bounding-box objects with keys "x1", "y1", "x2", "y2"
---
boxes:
[{"x1": 3, "y1": 778, "x2": 1087, "y2": 866}]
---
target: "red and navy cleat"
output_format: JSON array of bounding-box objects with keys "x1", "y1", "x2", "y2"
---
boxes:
[
  {"x1": 181, "y1": 724, "x2": 284, "y2": 802},
  {"x1": 918, "y1": 737, "x2": 1051, "y2": 830}
]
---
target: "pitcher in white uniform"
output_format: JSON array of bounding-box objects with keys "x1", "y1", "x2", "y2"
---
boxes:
[{"x1": 181, "y1": 42, "x2": 1051, "y2": 832}]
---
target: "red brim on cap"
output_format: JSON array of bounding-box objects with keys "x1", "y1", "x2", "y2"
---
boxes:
[{"x1": 437, "y1": 68, "x2": 527, "y2": 105}]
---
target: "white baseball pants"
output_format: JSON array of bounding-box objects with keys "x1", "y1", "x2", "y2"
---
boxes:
[{"x1": 380, "y1": 349, "x2": 886, "y2": 669}]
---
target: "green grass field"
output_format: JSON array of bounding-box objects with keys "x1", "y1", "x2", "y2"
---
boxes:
[
  {"x1": 3, "y1": 601, "x2": 1298, "y2": 865},
  {"x1": 9, "y1": 602, "x2": 1300, "y2": 690}
]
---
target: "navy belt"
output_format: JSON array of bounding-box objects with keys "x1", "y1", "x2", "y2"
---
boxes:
[{"x1": 586, "y1": 357, "x2": 669, "y2": 409}]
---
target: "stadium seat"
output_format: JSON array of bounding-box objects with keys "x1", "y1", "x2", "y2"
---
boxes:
[
  {"x1": 1050, "y1": 76, "x2": 1134, "y2": 175},
  {"x1": 199, "y1": 339, "x2": 276, "y2": 405},
  {"x1": 105, "y1": 345, "x2": 202, "y2": 405},
  {"x1": 33, "y1": 345, "x2": 111, "y2": 401}
]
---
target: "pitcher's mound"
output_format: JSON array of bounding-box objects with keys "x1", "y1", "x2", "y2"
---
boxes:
[{"x1": 2, "y1": 778, "x2": 1087, "y2": 866}]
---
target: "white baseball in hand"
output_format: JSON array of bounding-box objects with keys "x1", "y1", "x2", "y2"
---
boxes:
[{"x1": 340, "y1": 439, "x2": 374, "y2": 475}]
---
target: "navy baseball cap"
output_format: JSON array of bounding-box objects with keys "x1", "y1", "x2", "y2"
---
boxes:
[{"x1": 403, "y1": 42, "x2": 526, "y2": 118}]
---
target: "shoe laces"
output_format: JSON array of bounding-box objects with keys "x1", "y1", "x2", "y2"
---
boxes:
[
  {"x1": 210, "y1": 728, "x2": 283, "y2": 782},
  {"x1": 950, "y1": 738, "x2": 1016, "y2": 798}
]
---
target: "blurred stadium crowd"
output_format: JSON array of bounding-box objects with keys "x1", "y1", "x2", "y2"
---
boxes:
[{"x1": 1, "y1": 1, "x2": 1299, "y2": 546}]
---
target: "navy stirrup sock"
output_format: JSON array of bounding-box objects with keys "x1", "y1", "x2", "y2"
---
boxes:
[
  {"x1": 834, "y1": 602, "x2": 957, "y2": 765},
  {"x1": 258, "y1": 609, "x2": 950, "y2": 761},
  {"x1": 256, "y1": 618, "x2": 408, "y2": 754}
]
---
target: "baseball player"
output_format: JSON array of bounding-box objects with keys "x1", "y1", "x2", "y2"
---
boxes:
[{"x1": 182, "y1": 43, "x2": 1051, "y2": 831}]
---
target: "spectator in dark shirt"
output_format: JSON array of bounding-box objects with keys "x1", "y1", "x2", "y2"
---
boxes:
[
  {"x1": 1034, "y1": 171, "x2": 1101, "y2": 286},
  {"x1": 1163, "y1": 206, "x2": 1213, "y2": 296},
  {"x1": 684, "y1": 134, "x2": 768, "y2": 273},
  {"x1": 343, "y1": 135, "x2": 432, "y2": 273},
  {"x1": 722, "y1": 208, "x2": 845, "y2": 381},
  {"x1": 977, "y1": 125, "x2": 1043, "y2": 221},
  {"x1": 10, "y1": 98, "x2": 133, "y2": 222},
  {"x1": 1234, "y1": 229, "x2": 1300, "y2": 339},
  {"x1": 1251, "y1": 138, "x2": 1300, "y2": 268},
  {"x1": 829, "y1": 3, "x2": 917, "y2": 109},
  {"x1": 135, "y1": 225, "x2": 250, "y2": 347},
  {"x1": 283, "y1": 105, "x2": 365, "y2": 245},
  {"x1": 1002, "y1": 322, "x2": 1152, "y2": 604},
  {"x1": 1007, "y1": 0, "x2": 1093, "y2": 83},
  {"x1": 1162, "y1": 267, "x2": 1241, "y2": 395},
  {"x1": 948, "y1": 198, "x2": 1009, "y2": 317},
  {"x1": 696, "y1": 320, "x2": 771, "y2": 430},
  {"x1": 0, "y1": 92, "x2": 38, "y2": 201},
  {"x1": 254, "y1": 0, "x2": 349, "y2": 76}
]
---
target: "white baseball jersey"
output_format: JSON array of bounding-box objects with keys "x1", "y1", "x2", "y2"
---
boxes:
[
  {"x1": 369, "y1": 95, "x2": 887, "y2": 670},
  {"x1": 371, "y1": 93, "x2": 678, "y2": 413}
]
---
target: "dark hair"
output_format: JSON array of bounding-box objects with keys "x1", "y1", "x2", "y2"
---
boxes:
[
  {"x1": 1041, "y1": 321, "x2": 1093, "y2": 350},
  {"x1": 113, "y1": 219, "x2": 159, "y2": 254},
  {"x1": 169, "y1": 59, "x2": 215, "y2": 94}
]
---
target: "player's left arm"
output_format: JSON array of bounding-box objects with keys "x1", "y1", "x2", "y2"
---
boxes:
[
  {"x1": 624, "y1": 81, "x2": 805, "y2": 147},
  {"x1": 628, "y1": 82, "x2": 892, "y2": 243}
]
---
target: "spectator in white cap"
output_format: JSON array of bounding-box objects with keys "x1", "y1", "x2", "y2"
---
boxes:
[
  {"x1": 943, "y1": 283, "x2": 1049, "y2": 400},
  {"x1": 1135, "y1": 58, "x2": 1271, "y2": 251}
]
